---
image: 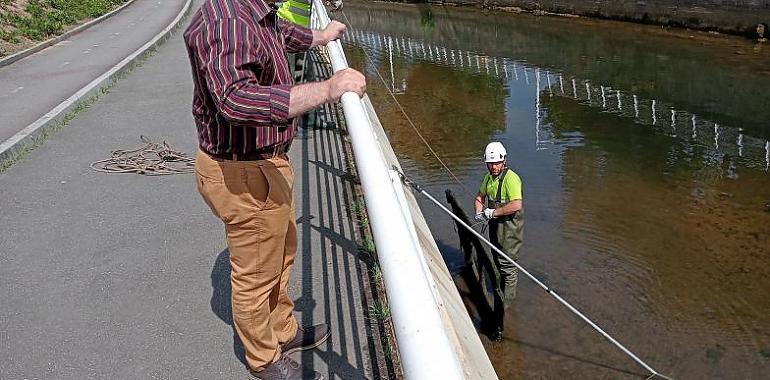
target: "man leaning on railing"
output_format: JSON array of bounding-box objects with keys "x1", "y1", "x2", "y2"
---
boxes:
[{"x1": 182, "y1": 0, "x2": 366, "y2": 379}]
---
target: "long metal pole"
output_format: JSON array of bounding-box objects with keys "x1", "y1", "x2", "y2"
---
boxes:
[{"x1": 397, "y1": 172, "x2": 674, "y2": 380}]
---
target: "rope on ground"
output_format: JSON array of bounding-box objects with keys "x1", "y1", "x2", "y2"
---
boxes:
[{"x1": 90, "y1": 135, "x2": 194, "y2": 175}]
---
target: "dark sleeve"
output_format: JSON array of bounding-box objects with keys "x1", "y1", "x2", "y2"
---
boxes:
[
  {"x1": 200, "y1": 17, "x2": 291, "y2": 125},
  {"x1": 278, "y1": 18, "x2": 313, "y2": 53}
]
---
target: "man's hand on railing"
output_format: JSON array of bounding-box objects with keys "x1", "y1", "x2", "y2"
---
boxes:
[
  {"x1": 327, "y1": 68, "x2": 366, "y2": 101},
  {"x1": 321, "y1": 20, "x2": 347, "y2": 45}
]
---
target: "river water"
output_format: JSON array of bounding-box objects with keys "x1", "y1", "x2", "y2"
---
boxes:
[{"x1": 337, "y1": 1, "x2": 770, "y2": 378}]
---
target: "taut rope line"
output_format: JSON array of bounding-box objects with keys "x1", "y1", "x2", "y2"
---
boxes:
[{"x1": 396, "y1": 169, "x2": 674, "y2": 380}]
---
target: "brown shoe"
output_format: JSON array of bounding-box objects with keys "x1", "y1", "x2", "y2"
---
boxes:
[
  {"x1": 281, "y1": 323, "x2": 330, "y2": 355},
  {"x1": 249, "y1": 354, "x2": 324, "y2": 380}
]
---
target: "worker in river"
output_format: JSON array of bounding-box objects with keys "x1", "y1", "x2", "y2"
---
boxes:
[{"x1": 474, "y1": 141, "x2": 524, "y2": 302}]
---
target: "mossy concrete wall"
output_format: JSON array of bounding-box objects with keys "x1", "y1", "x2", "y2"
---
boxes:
[{"x1": 406, "y1": 0, "x2": 770, "y2": 37}]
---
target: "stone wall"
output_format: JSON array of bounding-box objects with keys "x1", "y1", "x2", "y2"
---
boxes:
[{"x1": 409, "y1": 0, "x2": 770, "y2": 37}]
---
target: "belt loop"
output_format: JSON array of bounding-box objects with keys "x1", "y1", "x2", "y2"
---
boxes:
[{"x1": 232, "y1": 151, "x2": 238, "y2": 161}]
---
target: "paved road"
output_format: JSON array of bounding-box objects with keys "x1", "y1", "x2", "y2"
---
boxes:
[
  {"x1": 0, "y1": 6, "x2": 389, "y2": 379},
  {"x1": 0, "y1": 0, "x2": 187, "y2": 144}
]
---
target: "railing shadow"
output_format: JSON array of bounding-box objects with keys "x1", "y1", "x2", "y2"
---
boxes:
[
  {"x1": 210, "y1": 245, "x2": 370, "y2": 379},
  {"x1": 291, "y1": 46, "x2": 396, "y2": 379}
]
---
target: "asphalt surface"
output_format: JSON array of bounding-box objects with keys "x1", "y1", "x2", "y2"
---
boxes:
[
  {"x1": 0, "y1": 0, "x2": 187, "y2": 143},
  {"x1": 0, "y1": 5, "x2": 387, "y2": 379}
]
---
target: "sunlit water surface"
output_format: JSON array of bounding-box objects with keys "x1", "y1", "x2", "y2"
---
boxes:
[{"x1": 339, "y1": 1, "x2": 770, "y2": 378}]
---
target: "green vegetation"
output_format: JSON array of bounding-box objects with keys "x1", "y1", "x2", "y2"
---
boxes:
[
  {"x1": 369, "y1": 301, "x2": 391, "y2": 322},
  {"x1": 369, "y1": 265, "x2": 382, "y2": 285},
  {"x1": 0, "y1": 0, "x2": 126, "y2": 43},
  {"x1": 357, "y1": 237, "x2": 376, "y2": 263}
]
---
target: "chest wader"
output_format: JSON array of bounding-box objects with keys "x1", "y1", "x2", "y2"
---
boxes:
[{"x1": 485, "y1": 169, "x2": 524, "y2": 302}]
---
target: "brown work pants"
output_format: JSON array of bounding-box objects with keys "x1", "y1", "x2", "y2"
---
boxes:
[{"x1": 195, "y1": 150, "x2": 299, "y2": 371}]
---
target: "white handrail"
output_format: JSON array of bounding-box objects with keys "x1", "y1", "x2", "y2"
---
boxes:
[{"x1": 311, "y1": 2, "x2": 464, "y2": 379}]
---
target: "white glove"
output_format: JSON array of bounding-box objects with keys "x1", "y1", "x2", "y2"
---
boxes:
[
  {"x1": 484, "y1": 208, "x2": 495, "y2": 219},
  {"x1": 474, "y1": 212, "x2": 484, "y2": 222}
]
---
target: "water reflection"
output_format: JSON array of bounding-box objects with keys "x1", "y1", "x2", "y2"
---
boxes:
[
  {"x1": 544, "y1": 95, "x2": 770, "y2": 377},
  {"x1": 345, "y1": 30, "x2": 508, "y2": 177},
  {"x1": 344, "y1": 28, "x2": 770, "y2": 174},
  {"x1": 339, "y1": 0, "x2": 770, "y2": 378},
  {"x1": 340, "y1": 0, "x2": 770, "y2": 136}
]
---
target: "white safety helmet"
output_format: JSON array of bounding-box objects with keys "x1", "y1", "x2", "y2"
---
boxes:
[{"x1": 484, "y1": 141, "x2": 507, "y2": 163}]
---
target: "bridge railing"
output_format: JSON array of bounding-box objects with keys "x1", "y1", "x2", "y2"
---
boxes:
[{"x1": 311, "y1": 2, "x2": 466, "y2": 379}]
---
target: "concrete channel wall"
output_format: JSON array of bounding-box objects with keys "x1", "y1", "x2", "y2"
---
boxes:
[
  {"x1": 404, "y1": 0, "x2": 770, "y2": 37},
  {"x1": 359, "y1": 94, "x2": 499, "y2": 379}
]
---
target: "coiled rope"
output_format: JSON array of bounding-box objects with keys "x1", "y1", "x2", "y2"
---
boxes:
[{"x1": 90, "y1": 135, "x2": 194, "y2": 175}]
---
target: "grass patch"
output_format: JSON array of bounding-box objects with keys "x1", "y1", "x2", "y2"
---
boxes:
[
  {"x1": 0, "y1": 29, "x2": 19, "y2": 43},
  {"x1": 369, "y1": 301, "x2": 391, "y2": 322},
  {"x1": 351, "y1": 200, "x2": 363, "y2": 216},
  {"x1": 357, "y1": 237, "x2": 376, "y2": 263},
  {"x1": 383, "y1": 339, "x2": 394, "y2": 360},
  {"x1": 0, "y1": 0, "x2": 126, "y2": 42},
  {"x1": 370, "y1": 265, "x2": 382, "y2": 285},
  {"x1": 350, "y1": 199, "x2": 369, "y2": 225}
]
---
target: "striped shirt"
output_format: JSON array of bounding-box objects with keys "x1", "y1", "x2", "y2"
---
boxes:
[{"x1": 183, "y1": 0, "x2": 313, "y2": 154}]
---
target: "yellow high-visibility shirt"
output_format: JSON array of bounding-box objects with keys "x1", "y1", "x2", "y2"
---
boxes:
[
  {"x1": 480, "y1": 169, "x2": 522, "y2": 203},
  {"x1": 277, "y1": 0, "x2": 311, "y2": 27}
]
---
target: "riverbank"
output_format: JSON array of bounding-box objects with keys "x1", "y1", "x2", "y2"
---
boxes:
[{"x1": 395, "y1": 0, "x2": 770, "y2": 40}]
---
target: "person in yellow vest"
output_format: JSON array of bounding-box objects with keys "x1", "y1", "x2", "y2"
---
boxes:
[
  {"x1": 276, "y1": 0, "x2": 343, "y2": 90},
  {"x1": 474, "y1": 141, "x2": 524, "y2": 302},
  {"x1": 276, "y1": 0, "x2": 312, "y2": 27}
]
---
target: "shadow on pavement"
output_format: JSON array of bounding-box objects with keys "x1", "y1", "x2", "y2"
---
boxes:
[{"x1": 210, "y1": 249, "x2": 247, "y2": 366}]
